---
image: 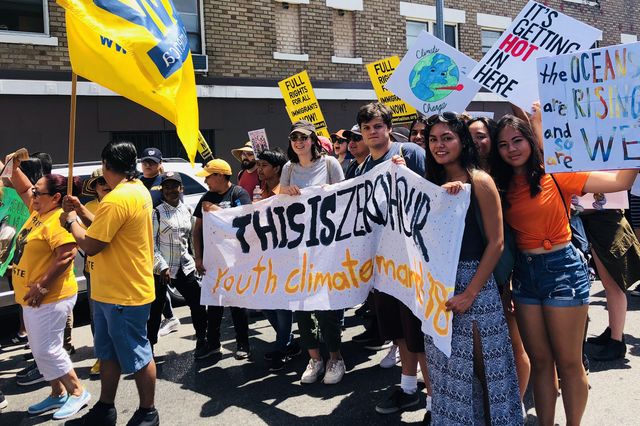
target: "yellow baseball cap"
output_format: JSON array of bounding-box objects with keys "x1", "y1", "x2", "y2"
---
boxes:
[{"x1": 196, "y1": 159, "x2": 233, "y2": 177}]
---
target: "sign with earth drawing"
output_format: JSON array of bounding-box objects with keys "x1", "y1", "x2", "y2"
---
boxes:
[{"x1": 386, "y1": 30, "x2": 481, "y2": 117}]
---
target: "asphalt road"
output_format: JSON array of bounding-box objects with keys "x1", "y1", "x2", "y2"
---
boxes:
[{"x1": 1, "y1": 280, "x2": 639, "y2": 425}]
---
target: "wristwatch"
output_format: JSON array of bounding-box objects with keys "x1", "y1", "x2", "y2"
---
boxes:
[{"x1": 64, "y1": 216, "x2": 79, "y2": 232}]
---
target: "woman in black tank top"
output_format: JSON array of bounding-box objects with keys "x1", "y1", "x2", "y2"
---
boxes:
[{"x1": 422, "y1": 113, "x2": 522, "y2": 425}]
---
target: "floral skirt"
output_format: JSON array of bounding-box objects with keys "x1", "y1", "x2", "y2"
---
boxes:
[{"x1": 424, "y1": 260, "x2": 522, "y2": 425}]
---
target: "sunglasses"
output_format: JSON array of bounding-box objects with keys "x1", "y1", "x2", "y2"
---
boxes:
[
  {"x1": 289, "y1": 134, "x2": 310, "y2": 142},
  {"x1": 31, "y1": 188, "x2": 52, "y2": 197},
  {"x1": 331, "y1": 136, "x2": 348, "y2": 144},
  {"x1": 348, "y1": 134, "x2": 363, "y2": 142},
  {"x1": 426, "y1": 111, "x2": 459, "y2": 125},
  {"x1": 95, "y1": 177, "x2": 107, "y2": 186}
]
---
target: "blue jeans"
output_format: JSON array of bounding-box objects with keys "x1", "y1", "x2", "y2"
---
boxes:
[
  {"x1": 512, "y1": 244, "x2": 590, "y2": 307},
  {"x1": 263, "y1": 309, "x2": 293, "y2": 352}
]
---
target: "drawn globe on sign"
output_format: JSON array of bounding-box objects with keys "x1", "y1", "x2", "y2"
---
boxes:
[{"x1": 409, "y1": 53, "x2": 462, "y2": 102}]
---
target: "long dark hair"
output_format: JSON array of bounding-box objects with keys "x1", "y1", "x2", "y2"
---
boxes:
[
  {"x1": 490, "y1": 115, "x2": 545, "y2": 204},
  {"x1": 102, "y1": 141, "x2": 138, "y2": 180},
  {"x1": 42, "y1": 174, "x2": 82, "y2": 207},
  {"x1": 287, "y1": 132, "x2": 323, "y2": 163},
  {"x1": 424, "y1": 113, "x2": 480, "y2": 185}
]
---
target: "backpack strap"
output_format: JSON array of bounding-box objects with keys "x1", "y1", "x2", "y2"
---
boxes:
[
  {"x1": 550, "y1": 174, "x2": 571, "y2": 222},
  {"x1": 324, "y1": 156, "x2": 333, "y2": 184}
]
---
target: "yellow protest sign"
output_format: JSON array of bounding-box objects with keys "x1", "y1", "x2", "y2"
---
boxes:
[
  {"x1": 366, "y1": 56, "x2": 418, "y2": 125},
  {"x1": 278, "y1": 71, "x2": 330, "y2": 138}
]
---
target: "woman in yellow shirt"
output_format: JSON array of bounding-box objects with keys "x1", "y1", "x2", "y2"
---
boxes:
[{"x1": 8, "y1": 164, "x2": 91, "y2": 421}]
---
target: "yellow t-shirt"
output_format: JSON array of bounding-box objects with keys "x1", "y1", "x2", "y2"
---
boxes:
[
  {"x1": 11, "y1": 208, "x2": 78, "y2": 306},
  {"x1": 83, "y1": 199, "x2": 99, "y2": 273},
  {"x1": 86, "y1": 180, "x2": 154, "y2": 305}
]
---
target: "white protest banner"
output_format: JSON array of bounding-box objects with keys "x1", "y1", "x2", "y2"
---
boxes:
[
  {"x1": 386, "y1": 30, "x2": 480, "y2": 116},
  {"x1": 201, "y1": 161, "x2": 470, "y2": 356},
  {"x1": 248, "y1": 129, "x2": 269, "y2": 155},
  {"x1": 471, "y1": 0, "x2": 601, "y2": 109},
  {"x1": 538, "y1": 42, "x2": 640, "y2": 172}
]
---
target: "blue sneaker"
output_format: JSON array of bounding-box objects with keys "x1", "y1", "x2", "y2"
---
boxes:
[
  {"x1": 28, "y1": 394, "x2": 69, "y2": 414},
  {"x1": 53, "y1": 389, "x2": 91, "y2": 419}
]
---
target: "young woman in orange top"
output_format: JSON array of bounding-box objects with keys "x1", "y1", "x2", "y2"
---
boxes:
[{"x1": 490, "y1": 112, "x2": 637, "y2": 426}]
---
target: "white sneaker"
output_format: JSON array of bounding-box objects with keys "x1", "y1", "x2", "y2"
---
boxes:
[
  {"x1": 301, "y1": 358, "x2": 325, "y2": 384},
  {"x1": 323, "y1": 359, "x2": 345, "y2": 384},
  {"x1": 379, "y1": 344, "x2": 400, "y2": 368},
  {"x1": 158, "y1": 317, "x2": 180, "y2": 337}
]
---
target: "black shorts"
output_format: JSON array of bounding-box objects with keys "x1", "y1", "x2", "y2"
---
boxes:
[{"x1": 374, "y1": 290, "x2": 424, "y2": 353}]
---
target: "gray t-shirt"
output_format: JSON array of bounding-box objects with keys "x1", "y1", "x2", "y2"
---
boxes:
[{"x1": 280, "y1": 156, "x2": 345, "y2": 189}]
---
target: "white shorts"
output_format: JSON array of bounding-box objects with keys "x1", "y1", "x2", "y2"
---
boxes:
[{"x1": 23, "y1": 294, "x2": 77, "y2": 381}]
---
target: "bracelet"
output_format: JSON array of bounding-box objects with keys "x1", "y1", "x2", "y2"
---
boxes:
[{"x1": 36, "y1": 284, "x2": 49, "y2": 295}]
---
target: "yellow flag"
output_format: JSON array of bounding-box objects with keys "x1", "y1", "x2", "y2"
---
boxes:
[{"x1": 57, "y1": 0, "x2": 199, "y2": 164}]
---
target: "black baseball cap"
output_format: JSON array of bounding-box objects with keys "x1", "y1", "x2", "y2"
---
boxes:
[
  {"x1": 160, "y1": 171, "x2": 182, "y2": 185},
  {"x1": 141, "y1": 147, "x2": 163, "y2": 163}
]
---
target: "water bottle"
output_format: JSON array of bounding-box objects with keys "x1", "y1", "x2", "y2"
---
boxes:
[{"x1": 252, "y1": 185, "x2": 263, "y2": 202}]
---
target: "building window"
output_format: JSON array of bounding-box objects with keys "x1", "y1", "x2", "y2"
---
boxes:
[
  {"x1": 174, "y1": 0, "x2": 202, "y2": 54},
  {"x1": 333, "y1": 9, "x2": 355, "y2": 57},
  {"x1": 406, "y1": 20, "x2": 457, "y2": 49},
  {"x1": 0, "y1": 0, "x2": 46, "y2": 34},
  {"x1": 481, "y1": 29, "x2": 502, "y2": 54},
  {"x1": 275, "y1": 2, "x2": 303, "y2": 55}
]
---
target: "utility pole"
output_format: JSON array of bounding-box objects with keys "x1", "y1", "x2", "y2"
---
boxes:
[{"x1": 435, "y1": 0, "x2": 445, "y2": 41}]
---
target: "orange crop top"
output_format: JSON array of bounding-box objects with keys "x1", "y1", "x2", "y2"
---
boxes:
[{"x1": 504, "y1": 172, "x2": 589, "y2": 250}]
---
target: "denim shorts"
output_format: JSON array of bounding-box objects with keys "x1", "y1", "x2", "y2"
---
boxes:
[
  {"x1": 512, "y1": 244, "x2": 590, "y2": 307},
  {"x1": 93, "y1": 301, "x2": 153, "y2": 374}
]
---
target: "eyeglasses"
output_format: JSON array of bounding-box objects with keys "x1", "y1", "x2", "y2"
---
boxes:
[
  {"x1": 426, "y1": 112, "x2": 459, "y2": 125},
  {"x1": 289, "y1": 134, "x2": 310, "y2": 142},
  {"x1": 31, "y1": 188, "x2": 52, "y2": 197}
]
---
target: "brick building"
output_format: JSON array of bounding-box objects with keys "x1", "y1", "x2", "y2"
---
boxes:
[{"x1": 0, "y1": 0, "x2": 637, "y2": 164}]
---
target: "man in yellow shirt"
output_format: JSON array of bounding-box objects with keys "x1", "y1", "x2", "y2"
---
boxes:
[{"x1": 62, "y1": 141, "x2": 158, "y2": 426}]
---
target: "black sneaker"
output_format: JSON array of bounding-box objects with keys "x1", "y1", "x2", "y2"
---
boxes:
[
  {"x1": 285, "y1": 341, "x2": 302, "y2": 358},
  {"x1": 16, "y1": 365, "x2": 45, "y2": 386},
  {"x1": 126, "y1": 407, "x2": 159, "y2": 426},
  {"x1": 354, "y1": 302, "x2": 370, "y2": 317},
  {"x1": 234, "y1": 343, "x2": 252, "y2": 360},
  {"x1": 268, "y1": 352, "x2": 286, "y2": 372},
  {"x1": 592, "y1": 337, "x2": 626, "y2": 361},
  {"x1": 16, "y1": 362, "x2": 37, "y2": 378},
  {"x1": 0, "y1": 391, "x2": 7, "y2": 411},
  {"x1": 194, "y1": 341, "x2": 220, "y2": 360},
  {"x1": 364, "y1": 339, "x2": 393, "y2": 351},
  {"x1": 586, "y1": 327, "x2": 611, "y2": 346},
  {"x1": 11, "y1": 333, "x2": 28, "y2": 345},
  {"x1": 375, "y1": 387, "x2": 420, "y2": 414},
  {"x1": 64, "y1": 401, "x2": 117, "y2": 426},
  {"x1": 352, "y1": 327, "x2": 377, "y2": 343}
]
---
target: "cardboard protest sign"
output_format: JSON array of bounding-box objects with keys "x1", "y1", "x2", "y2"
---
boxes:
[
  {"x1": 471, "y1": 0, "x2": 601, "y2": 109},
  {"x1": 279, "y1": 71, "x2": 330, "y2": 138},
  {"x1": 0, "y1": 188, "x2": 30, "y2": 276},
  {"x1": 574, "y1": 192, "x2": 629, "y2": 211},
  {"x1": 386, "y1": 31, "x2": 480, "y2": 116},
  {"x1": 538, "y1": 42, "x2": 640, "y2": 172},
  {"x1": 366, "y1": 56, "x2": 418, "y2": 124},
  {"x1": 201, "y1": 161, "x2": 470, "y2": 357},
  {"x1": 248, "y1": 129, "x2": 269, "y2": 155}
]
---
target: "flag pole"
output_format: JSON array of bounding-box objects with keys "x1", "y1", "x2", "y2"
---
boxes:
[{"x1": 67, "y1": 72, "x2": 77, "y2": 195}]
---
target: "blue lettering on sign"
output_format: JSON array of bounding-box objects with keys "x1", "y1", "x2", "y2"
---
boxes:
[{"x1": 93, "y1": 0, "x2": 189, "y2": 78}]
